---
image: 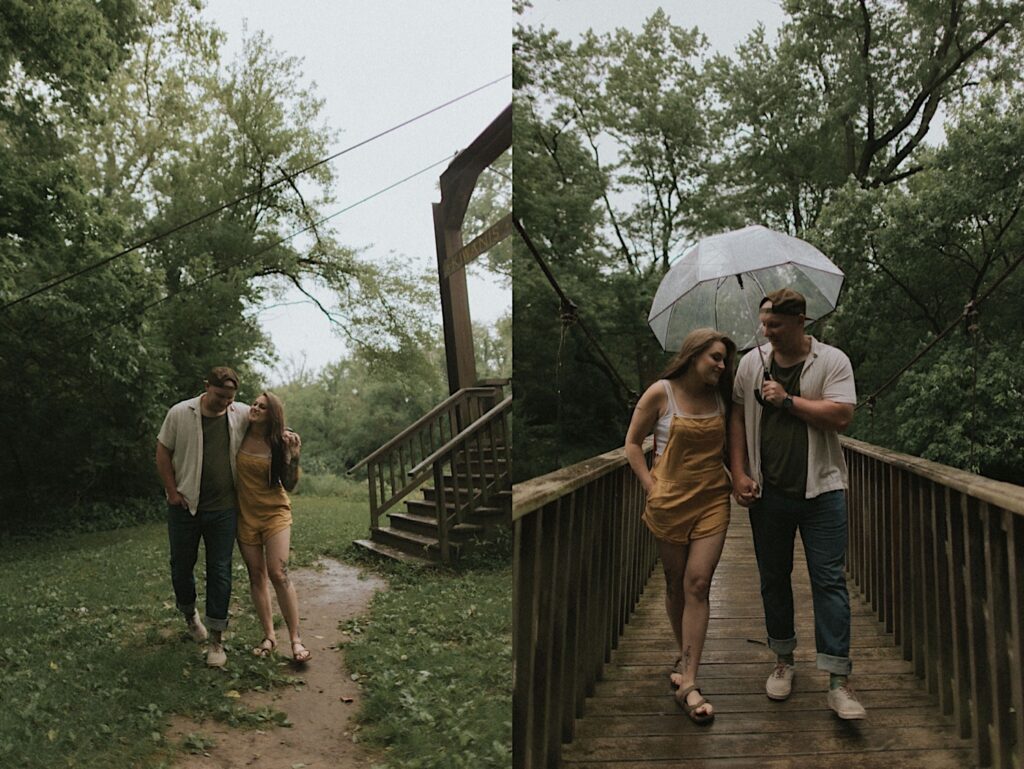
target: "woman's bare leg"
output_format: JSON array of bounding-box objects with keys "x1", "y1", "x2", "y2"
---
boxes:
[
  {"x1": 677, "y1": 530, "x2": 728, "y2": 715},
  {"x1": 264, "y1": 527, "x2": 305, "y2": 656},
  {"x1": 657, "y1": 538, "x2": 689, "y2": 678},
  {"x1": 239, "y1": 541, "x2": 276, "y2": 646}
]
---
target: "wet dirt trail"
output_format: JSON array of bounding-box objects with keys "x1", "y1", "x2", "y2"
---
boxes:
[{"x1": 168, "y1": 559, "x2": 386, "y2": 769}]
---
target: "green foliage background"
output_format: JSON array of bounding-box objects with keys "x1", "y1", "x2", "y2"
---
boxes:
[{"x1": 513, "y1": 1, "x2": 1024, "y2": 484}]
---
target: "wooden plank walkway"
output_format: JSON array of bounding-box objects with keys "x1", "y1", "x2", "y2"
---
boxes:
[{"x1": 562, "y1": 509, "x2": 978, "y2": 768}]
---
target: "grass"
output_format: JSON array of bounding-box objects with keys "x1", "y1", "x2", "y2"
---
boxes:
[
  {"x1": 343, "y1": 538, "x2": 512, "y2": 769},
  {"x1": 0, "y1": 484, "x2": 512, "y2": 769}
]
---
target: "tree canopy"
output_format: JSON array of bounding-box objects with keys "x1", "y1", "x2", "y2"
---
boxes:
[
  {"x1": 0, "y1": 0, "x2": 500, "y2": 528},
  {"x1": 514, "y1": 1, "x2": 1024, "y2": 484}
]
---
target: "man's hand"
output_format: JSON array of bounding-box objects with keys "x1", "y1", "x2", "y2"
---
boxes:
[
  {"x1": 732, "y1": 473, "x2": 759, "y2": 507},
  {"x1": 166, "y1": 488, "x2": 186, "y2": 507},
  {"x1": 761, "y1": 380, "x2": 788, "y2": 408}
]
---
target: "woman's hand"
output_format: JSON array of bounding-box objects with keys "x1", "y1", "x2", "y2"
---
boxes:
[
  {"x1": 732, "y1": 473, "x2": 759, "y2": 507},
  {"x1": 283, "y1": 430, "x2": 301, "y2": 462}
]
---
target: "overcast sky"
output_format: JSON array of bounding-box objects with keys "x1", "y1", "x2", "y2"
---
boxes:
[
  {"x1": 522, "y1": 0, "x2": 784, "y2": 51},
  {"x1": 201, "y1": 1, "x2": 511, "y2": 383},
  {"x1": 201, "y1": 2, "x2": 788, "y2": 382}
]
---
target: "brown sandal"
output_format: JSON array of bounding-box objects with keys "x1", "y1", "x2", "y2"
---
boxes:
[
  {"x1": 675, "y1": 684, "x2": 714, "y2": 725},
  {"x1": 252, "y1": 638, "x2": 276, "y2": 658},
  {"x1": 291, "y1": 641, "x2": 312, "y2": 663}
]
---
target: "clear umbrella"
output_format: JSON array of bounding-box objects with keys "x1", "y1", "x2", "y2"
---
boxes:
[{"x1": 648, "y1": 224, "x2": 845, "y2": 355}]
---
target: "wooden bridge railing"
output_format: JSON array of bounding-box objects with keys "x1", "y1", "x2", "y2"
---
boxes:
[
  {"x1": 512, "y1": 440, "x2": 657, "y2": 769},
  {"x1": 348, "y1": 384, "x2": 504, "y2": 529},
  {"x1": 408, "y1": 394, "x2": 512, "y2": 563},
  {"x1": 843, "y1": 436, "x2": 1023, "y2": 769}
]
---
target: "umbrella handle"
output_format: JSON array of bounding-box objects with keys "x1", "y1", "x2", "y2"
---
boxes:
[{"x1": 754, "y1": 370, "x2": 773, "y2": 407}]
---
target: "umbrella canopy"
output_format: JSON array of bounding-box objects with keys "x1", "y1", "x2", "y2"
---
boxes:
[{"x1": 648, "y1": 225, "x2": 844, "y2": 352}]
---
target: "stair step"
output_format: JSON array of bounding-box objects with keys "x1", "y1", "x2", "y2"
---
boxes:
[
  {"x1": 371, "y1": 526, "x2": 462, "y2": 560},
  {"x1": 388, "y1": 510, "x2": 438, "y2": 536},
  {"x1": 353, "y1": 539, "x2": 437, "y2": 567},
  {"x1": 422, "y1": 478, "x2": 507, "y2": 502},
  {"x1": 388, "y1": 510, "x2": 486, "y2": 538}
]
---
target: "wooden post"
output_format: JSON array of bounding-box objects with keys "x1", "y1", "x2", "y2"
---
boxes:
[{"x1": 433, "y1": 104, "x2": 512, "y2": 395}]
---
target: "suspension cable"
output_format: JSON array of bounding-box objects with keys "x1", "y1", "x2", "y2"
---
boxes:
[
  {"x1": 513, "y1": 217, "x2": 639, "y2": 402},
  {"x1": 1, "y1": 74, "x2": 510, "y2": 312}
]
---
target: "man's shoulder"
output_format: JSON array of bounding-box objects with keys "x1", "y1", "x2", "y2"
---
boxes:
[
  {"x1": 810, "y1": 337, "x2": 852, "y2": 366},
  {"x1": 737, "y1": 345, "x2": 770, "y2": 375},
  {"x1": 166, "y1": 395, "x2": 202, "y2": 415}
]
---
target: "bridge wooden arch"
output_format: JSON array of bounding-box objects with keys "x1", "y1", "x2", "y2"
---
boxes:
[
  {"x1": 434, "y1": 103, "x2": 512, "y2": 393},
  {"x1": 352, "y1": 105, "x2": 513, "y2": 565}
]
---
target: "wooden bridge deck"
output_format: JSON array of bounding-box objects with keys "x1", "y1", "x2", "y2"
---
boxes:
[{"x1": 562, "y1": 509, "x2": 978, "y2": 768}]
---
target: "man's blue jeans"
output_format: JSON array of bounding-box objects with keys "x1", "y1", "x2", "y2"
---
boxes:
[
  {"x1": 748, "y1": 485, "x2": 853, "y2": 675},
  {"x1": 167, "y1": 505, "x2": 237, "y2": 631}
]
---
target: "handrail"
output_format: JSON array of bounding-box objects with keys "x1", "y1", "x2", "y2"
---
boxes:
[
  {"x1": 513, "y1": 440, "x2": 656, "y2": 769},
  {"x1": 841, "y1": 436, "x2": 1024, "y2": 515},
  {"x1": 843, "y1": 437, "x2": 1023, "y2": 769},
  {"x1": 408, "y1": 396, "x2": 512, "y2": 477},
  {"x1": 347, "y1": 386, "x2": 498, "y2": 474},
  {"x1": 512, "y1": 439, "x2": 651, "y2": 520}
]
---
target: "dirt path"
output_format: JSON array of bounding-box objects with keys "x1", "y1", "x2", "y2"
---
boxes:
[{"x1": 167, "y1": 559, "x2": 386, "y2": 769}]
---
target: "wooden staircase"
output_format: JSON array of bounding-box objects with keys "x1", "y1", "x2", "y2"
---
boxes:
[{"x1": 351, "y1": 383, "x2": 512, "y2": 566}]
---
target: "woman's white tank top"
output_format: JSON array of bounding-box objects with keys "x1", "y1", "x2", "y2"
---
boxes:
[{"x1": 653, "y1": 380, "x2": 723, "y2": 457}]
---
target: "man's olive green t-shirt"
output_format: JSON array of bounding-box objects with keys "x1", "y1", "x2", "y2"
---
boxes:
[
  {"x1": 198, "y1": 413, "x2": 236, "y2": 511},
  {"x1": 759, "y1": 358, "x2": 808, "y2": 499}
]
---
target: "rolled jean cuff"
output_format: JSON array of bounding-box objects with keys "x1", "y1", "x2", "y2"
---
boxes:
[
  {"x1": 177, "y1": 602, "x2": 196, "y2": 617},
  {"x1": 817, "y1": 652, "x2": 852, "y2": 675},
  {"x1": 204, "y1": 614, "x2": 229, "y2": 632},
  {"x1": 768, "y1": 635, "x2": 797, "y2": 656}
]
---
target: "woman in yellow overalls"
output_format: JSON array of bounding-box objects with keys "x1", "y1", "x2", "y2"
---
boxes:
[
  {"x1": 625, "y1": 328, "x2": 736, "y2": 724},
  {"x1": 236, "y1": 391, "x2": 311, "y2": 663}
]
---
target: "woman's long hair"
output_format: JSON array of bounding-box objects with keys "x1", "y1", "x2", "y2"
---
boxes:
[
  {"x1": 260, "y1": 391, "x2": 289, "y2": 487},
  {"x1": 657, "y1": 327, "x2": 737, "y2": 408}
]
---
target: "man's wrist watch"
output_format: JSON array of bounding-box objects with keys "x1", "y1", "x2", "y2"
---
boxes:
[{"x1": 782, "y1": 395, "x2": 794, "y2": 410}]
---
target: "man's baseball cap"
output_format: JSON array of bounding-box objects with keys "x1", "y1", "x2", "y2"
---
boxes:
[
  {"x1": 206, "y1": 366, "x2": 239, "y2": 389},
  {"x1": 759, "y1": 288, "x2": 806, "y2": 317}
]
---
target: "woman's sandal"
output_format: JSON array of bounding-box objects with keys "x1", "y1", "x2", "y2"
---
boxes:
[
  {"x1": 675, "y1": 684, "x2": 715, "y2": 725},
  {"x1": 291, "y1": 641, "x2": 312, "y2": 663},
  {"x1": 252, "y1": 638, "x2": 276, "y2": 658}
]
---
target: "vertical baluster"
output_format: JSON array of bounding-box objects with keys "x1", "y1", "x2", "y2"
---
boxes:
[
  {"x1": 983, "y1": 504, "x2": 1013, "y2": 769},
  {"x1": 947, "y1": 489, "x2": 972, "y2": 738},
  {"x1": 433, "y1": 460, "x2": 449, "y2": 565},
  {"x1": 931, "y1": 483, "x2": 954, "y2": 714},
  {"x1": 368, "y1": 460, "x2": 380, "y2": 530},
  {"x1": 1005, "y1": 512, "x2": 1023, "y2": 769},
  {"x1": 921, "y1": 480, "x2": 939, "y2": 694},
  {"x1": 963, "y1": 495, "x2": 993, "y2": 767},
  {"x1": 910, "y1": 474, "x2": 926, "y2": 677},
  {"x1": 561, "y1": 487, "x2": 584, "y2": 742}
]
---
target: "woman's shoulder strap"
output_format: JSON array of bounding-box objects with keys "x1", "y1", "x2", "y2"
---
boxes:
[{"x1": 660, "y1": 379, "x2": 679, "y2": 416}]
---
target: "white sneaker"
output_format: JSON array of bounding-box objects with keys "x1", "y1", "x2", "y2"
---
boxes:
[
  {"x1": 828, "y1": 684, "x2": 867, "y2": 719},
  {"x1": 185, "y1": 611, "x2": 208, "y2": 643},
  {"x1": 206, "y1": 642, "x2": 227, "y2": 668},
  {"x1": 766, "y1": 661, "x2": 795, "y2": 700}
]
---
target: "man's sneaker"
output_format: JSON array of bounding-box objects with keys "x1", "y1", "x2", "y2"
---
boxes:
[
  {"x1": 206, "y1": 642, "x2": 227, "y2": 668},
  {"x1": 828, "y1": 684, "x2": 866, "y2": 719},
  {"x1": 185, "y1": 611, "x2": 208, "y2": 643},
  {"x1": 766, "y1": 661, "x2": 795, "y2": 700}
]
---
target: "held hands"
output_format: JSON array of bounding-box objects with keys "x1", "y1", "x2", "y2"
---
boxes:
[
  {"x1": 283, "y1": 429, "x2": 302, "y2": 462},
  {"x1": 760, "y1": 380, "x2": 789, "y2": 408},
  {"x1": 732, "y1": 474, "x2": 759, "y2": 508}
]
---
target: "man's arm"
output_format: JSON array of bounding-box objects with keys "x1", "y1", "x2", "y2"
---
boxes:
[
  {"x1": 729, "y1": 405, "x2": 758, "y2": 506},
  {"x1": 156, "y1": 441, "x2": 185, "y2": 506},
  {"x1": 760, "y1": 361, "x2": 855, "y2": 432}
]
